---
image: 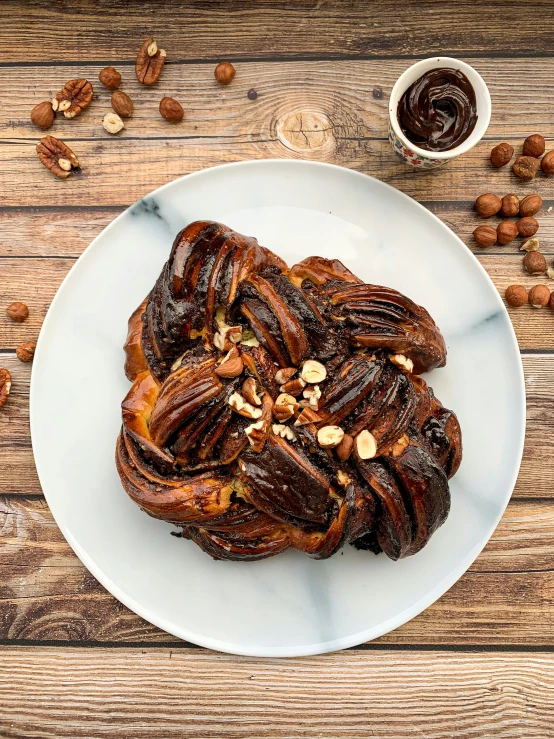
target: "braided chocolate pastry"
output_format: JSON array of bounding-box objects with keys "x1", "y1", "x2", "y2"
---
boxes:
[{"x1": 116, "y1": 221, "x2": 462, "y2": 562}]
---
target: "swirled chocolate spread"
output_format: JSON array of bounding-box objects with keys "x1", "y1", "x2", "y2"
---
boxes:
[{"x1": 397, "y1": 68, "x2": 477, "y2": 152}]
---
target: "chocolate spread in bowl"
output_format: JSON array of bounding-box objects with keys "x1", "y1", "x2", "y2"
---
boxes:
[{"x1": 397, "y1": 68, "x2": 477, "y2": 152}]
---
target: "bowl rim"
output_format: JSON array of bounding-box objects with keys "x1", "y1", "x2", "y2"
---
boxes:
[{"x1": 389, "y1": 56, "x2": 492, "y2": 160}]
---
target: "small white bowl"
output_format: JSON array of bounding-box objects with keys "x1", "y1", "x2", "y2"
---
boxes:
[{"x1": 388, "y1": 56, "x2": 491, "y2": 169}]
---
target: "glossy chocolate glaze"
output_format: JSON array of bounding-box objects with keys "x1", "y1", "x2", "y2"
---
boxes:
[
  {"x1": 397, "y1": 68, "x2": 477, "y2": 152},
  {"x1": 118, "y1": 223, "x2": 463, "y2": 562}
]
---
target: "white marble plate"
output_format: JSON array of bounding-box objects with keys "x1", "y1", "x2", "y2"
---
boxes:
[{"x1": 30, "y1": 160, "x2": 525, "y2": 656}]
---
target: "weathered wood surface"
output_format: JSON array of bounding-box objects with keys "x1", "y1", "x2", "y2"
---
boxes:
[
  {"x1": 2, "y1": 0, "x2": 554, "y2": 734},
  {"x1": 4, "y1": 59, "x2": 554, "y2": 141},
  {"x1": 1, "y1": 648, "x2": 553, "y2": 738},
  {"x1": 2, "y1": 494, "x2": 554, "y2": 646},
  {"x1": 3, "y1": 138, "x2": 554, "y2": 207}
]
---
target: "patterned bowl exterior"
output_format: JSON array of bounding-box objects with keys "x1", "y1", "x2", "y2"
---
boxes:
[{"x1": 388, "y1": 122, "x2": 446, "y2": 169}]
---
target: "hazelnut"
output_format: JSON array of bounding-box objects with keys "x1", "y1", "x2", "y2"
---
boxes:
[
  {"x1": 242, "y1": 377, "x2": 262, "y2": 406},
  {"x1": 522, "y1": 134, "x2": 545, "y2": 158},
  {"x1": 336, "y1": 433, "x2": 354, "y2": 461},
  {"x1": 519, "y1": 194, "x2": 542, "y2": 218},
  {"x1": 354, "y1": 429, "x2": 377, "y2": 460},
  {"x1": 490, "y1": 143, "x2": 514, "y2": 168},
  {"x1": 473, "y1": 225, "x2": 497, "y2": 248},
  {"x1": 215, "y1": 347, "x2": 243, "y2": 378},
  {"x1": 541, "y1": 151, "x2": 554, "y2": 175},
  {"x1": 214, "y1": 61, "x2": 236, "y2": 85},
  {"x1": 16, "y1": 341, "x2": 36, "y2": 363},
  {"x1": 0, "y1": 368, "x2": 12, "y2": 410},
  {"x1": 274, "y1": 367, "x2": 297, "y2": 385},
  {"x1": 550, "y1": 292, "x2": 554, "y2": 311},
  {"x1": 513, "y1": 156, "x2": 540, "y2": 180},
  {"x1": 102, "y1": 112, "x2": 124, "y2": 134},
  {"x1": 98, "y1": 66, "x2": 121, "y2": 90},
  {"x1": 497, "y1": 221, "x2": 518, "y2": 245},
  {"x1": 111, "y1": 91, "x2": 134, "y2": 118},
  {"x1": 505, "y1": 285, "x2": 528, "y2": 308},
  {"x1": 30, "y1": 101, "x2": 55, "y2": 130},
  {"x1": 529, "y1": 284, "x2": 550, "y2": 308},
  {"x1": 517, "y1": 217, "x2": 539, "y2": 238},
  {"x1": 301, "y1": 359, "x2": 327, "y2": 384},
  {"x1": 159, "y1": 97, "x2": 184, "y2": 122},
  {"x1": 523, "y1": 251, "x2": 546, "y2": 275},
  {"x1": 317, "y1": 425, "x2": 345, "y2": 449},
  {"x1": 475, "y1": 193, "x2": 502, "y2": 218},
  {"x1": 500, "y1": 194, "x2": 519, "y2": 218},
  {"x1": 520, "y1": 237, "x2": 540, "y2": 252},
  {"x1": 6, "y1": 301, "x2": 29, "y2": 322}
]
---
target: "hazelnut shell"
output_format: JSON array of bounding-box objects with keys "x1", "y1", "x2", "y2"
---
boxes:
[
  {"x1": 529, "y1": 284, "x2": 550, "y2": 308},
  {"x1": 475, "y1": 193, "x2": 502, "y2": 218},
  {"x1": 541, "y1": 151, "x2": 554, "y2": 175},
  {"x1": 513, "y1": 156, "x2": 540, "y2": 180},
  {"x1": 473, "y1": 225, "x2": 497, "y2": 248},
  {"x1": 523, "y1": 251, "x2": 546, "y2": 275},
  {"x1": 519, "y1": 194, "x2": 542, "y2": 218},
  {"x1": 517, "y1": 217, "x2": 539, "y2": 238},
  {"x1": 500, "y1": 194, "x2": 519, "y2": 218},
  {"x1": 490, "y1": 143, "x2": 514, "y2": 168},
  {"x1": 522, "y1": 134, "x2": 546, "y2": 158},
  {"x1": 505, "y1": 285, "x2": 528, "y2": 308},
  {"x1": 496, "y1": 221, "x2": 518, "y2": 245}
]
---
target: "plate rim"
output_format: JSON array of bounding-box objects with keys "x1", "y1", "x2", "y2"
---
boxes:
[{"x1": 30, "y1": 159, "x2": 526, "y2": 656}]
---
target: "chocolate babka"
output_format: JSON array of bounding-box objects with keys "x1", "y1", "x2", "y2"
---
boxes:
[{"x1": 116, "y1": 220, "x2": 462, "y2": 561}]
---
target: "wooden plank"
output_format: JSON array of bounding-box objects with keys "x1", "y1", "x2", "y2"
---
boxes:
[
  {"x1": 2, "y1": 0, "x2": 553, "y2": 61},
  {"x1": 1, "y1": 495, "x2": 554, "y2": 646},
  {"x1": 0, "y1": 647, "x2": 553, "y2": 738},
  {"x1": 2, "y1": 137, "x2": 554, "y2": 208},
  {"x1": 5, "y1": 58, "x2": 554, "y2": 141},
  {"x1": 2, "y1": 256, "x2": 554, "y2": 351},
  {"x1": 2, "y1": 203, "x2": 554, "y2": 259}
]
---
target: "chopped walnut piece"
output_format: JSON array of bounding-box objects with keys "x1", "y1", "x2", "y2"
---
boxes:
[
  {"x1": 272, "y1": 424, "x2": 297, "y2": 442},
  {"x1": 228, "y1": 392, "x2": 262, "y2": 419}
]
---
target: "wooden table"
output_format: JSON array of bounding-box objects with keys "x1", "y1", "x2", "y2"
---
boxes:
[{"x1": 2, "y1": 1, "x2": 554, "y2": 735}]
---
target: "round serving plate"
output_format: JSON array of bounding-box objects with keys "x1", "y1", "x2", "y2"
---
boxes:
[{"x1": 30, "y1": 160, "x2": 525, "y2": 657}]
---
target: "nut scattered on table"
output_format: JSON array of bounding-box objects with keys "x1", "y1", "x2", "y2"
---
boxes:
[
  {"x1": 505, "y1": 285, "x2": 528, "y2": 307},
  {"x1": 159, "y1": 97, "x2": 184, "y2": 122},
  {"x1": 103, "y1": 112, "x2": 125, "y2": 134},
  {"x1": 497, "y1": 221, "x2": 518, "y2": 245},
  {"x1": 0, "y1": 368, "x2": 12, "y2": 410},
  {"x1": 30, "y1": 101, "x2": 54, "y2": 130},
  {"x1": 522, "y1": 134, "x2": 546, "y2": 158},
  {"x1": 6, "y1": 301, "x2": 29, "y2": 322},
  {"x1": 136, "y1": 37, "x2": 166, "y2": 85},
  {"x1": 541, "y1": 151, "x2": 554, "y2": 175},
  {"x1": 36, "y1": 135, "x2": 79, "y2": 178},
  {"x1": 520, "y1": 237, "x2": 540, "y2": 252},
  {"x1": 529, "y1": 284, "x2": 550, "y2": 308},
  {"x1": 473, "y1": 224, "x2": 497, "y2": 248},
  {"x1": 523, "y1": 251, "x2": 546, "y2": 275},
  {"x1": 475, "y1": 193, "x2": 501, "y2": 218},
  {"x1": 99, "y1": 66, "x2": 121, "y2": 90},
  {"x1": 519, "y1": 194, "x2": 542, "y2": 217},
  {"x1": 490, "y1": 143, "x2": 514, "y2": 168},
  {"x1": 111, "y1": 91, "x2": 134, "y2": 118},
  {"x1": 512, "y1": 155, "x2": 540, "y2": 180},
  {"x1": 517, "y1": 216, "x2": 539, "y2": 238},
  {"x1": 53, "y1": 78, "x2": 93, "y2": 118},
  {"x1": 500, "y1": 193, "x2": 519, "y2": 217},
  {"x1": 214, "y1": 61, "x2": 236, "y2": 85},
  {"x1": 16, "y1": 341, "x2": 36, "y2": 363}
]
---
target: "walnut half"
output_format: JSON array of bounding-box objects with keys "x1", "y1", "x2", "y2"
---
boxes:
[{"x1": 36, "y1": 136, "x2": 80, "y2": 179}]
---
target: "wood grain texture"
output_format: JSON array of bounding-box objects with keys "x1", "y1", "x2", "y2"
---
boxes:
[
  {"x1": 3, "y1": 137, "x2": 554, "y2": 208},
  {"x1": 2, "y1": 0, "x2": 554, "y2": 61},
  {"x1": 2, "y1": 203, "x2": 554, "y2": 258},
  {"x1": 5, "y1": 59, "x2": 554, "y2": 141},
  {"x1": 0, "y1": 647, "x2": 553, "y2": 738},
  {"x1": 1, "y1": 494, "x2": 554, "y2": 646}
]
